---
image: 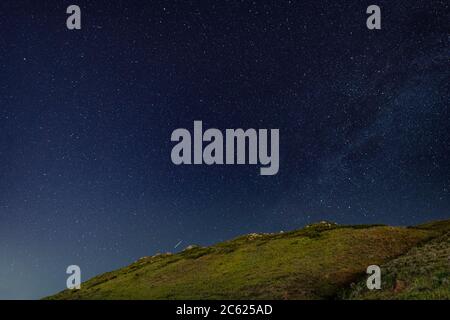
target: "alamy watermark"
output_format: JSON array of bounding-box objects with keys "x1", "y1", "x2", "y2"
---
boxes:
[
  {"x1": 66, "y1": 265, "x2": 81, "y2": 290},
  {"x1": 171, "y1": 121, "x2": 279, "y2": 176},
  {"x1": 65, "y1": 4, "x2": 380, "y2": 31},
  {"x1": 366, "y1": 265, "x2": 381, "y2": 290}
]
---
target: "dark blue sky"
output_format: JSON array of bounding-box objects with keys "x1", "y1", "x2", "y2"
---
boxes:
[{"x1": 0, "y1": 1, "x2": 449, "y2": 299}]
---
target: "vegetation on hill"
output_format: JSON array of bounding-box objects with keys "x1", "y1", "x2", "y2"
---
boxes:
[
  {"x1": 342, "y1": 220, "x2": 450, "y2": 300},
  {"x1": 47, "y1": 220, "x2": 449, "y2": 300}
]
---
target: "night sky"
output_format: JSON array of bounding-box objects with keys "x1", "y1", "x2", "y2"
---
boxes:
[{"x1": 0, "y1": 1, "x2": 449, "y2": 299}]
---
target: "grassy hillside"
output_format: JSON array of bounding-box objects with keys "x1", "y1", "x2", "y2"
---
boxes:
[
  {"x1": 47, "y1": 220, "x2": 449, "y2": 300},
  {"x1": 342, "y1": 221, "x2": 450, "y2": 300}
]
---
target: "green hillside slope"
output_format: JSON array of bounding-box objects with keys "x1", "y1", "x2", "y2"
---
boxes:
[
  {"x1": 343, "y1": 221, "x2": 450, "y2": 300},
  {"x1": 47, "y1": 220, "x2": 449, "y2": 300}
]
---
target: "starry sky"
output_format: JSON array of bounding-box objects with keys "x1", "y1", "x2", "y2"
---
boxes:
[{"x1": 0, "y1": 1, "x2": 449, "y2": 299}]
